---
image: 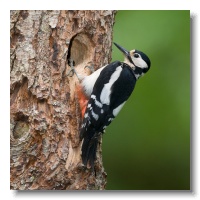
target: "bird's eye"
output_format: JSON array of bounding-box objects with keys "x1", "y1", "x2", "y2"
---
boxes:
[{"x1": 134, "y1": 54, "x2": 139, "y2": 58}]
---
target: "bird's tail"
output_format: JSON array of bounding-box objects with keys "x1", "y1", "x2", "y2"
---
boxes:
[{"x1": 81, "y1": 128, "x2": 99, "y2": 169}]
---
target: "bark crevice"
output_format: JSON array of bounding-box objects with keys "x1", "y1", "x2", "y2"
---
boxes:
[{"x1": 10, "y1": 10, "x2": 116, "y2": 190}]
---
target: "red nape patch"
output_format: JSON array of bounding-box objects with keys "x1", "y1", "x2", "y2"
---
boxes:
[{"x1": 76, "y1": 84, "x2": 89, "y2": 119}]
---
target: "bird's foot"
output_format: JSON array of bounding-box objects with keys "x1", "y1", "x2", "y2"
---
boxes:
[
  {"x1": 66, "y1": 60, "x2": 95, "y2": 81},
  {"x1": 66, "y1": 58, "x2": 82, "y2": 82}
]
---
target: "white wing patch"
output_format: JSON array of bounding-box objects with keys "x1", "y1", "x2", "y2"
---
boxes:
[
  {"x1": 113, "y1": 102, "x2": 126, "y2": 117},
  {"x1": 100, "y1": 66, "x2": 123, "y2": 105},
  {"x1": 91, "y1": 95, "x2": 103, "y2": 108},
  {"x1": 82, "y1": 65, "x2": 106, "y2": 97},
  {"x1": 91, "y1": 110, "x2": 99, "y2": 121}
]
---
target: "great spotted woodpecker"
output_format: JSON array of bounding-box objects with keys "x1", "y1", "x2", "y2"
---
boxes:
[{"x1": 72, "y1": 43, "x2": 151, "y2": 169}]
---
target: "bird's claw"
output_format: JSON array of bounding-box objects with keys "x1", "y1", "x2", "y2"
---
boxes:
[
  {"x1": 66, "y1": 58, "x2": 81, "y2": 81},
  {"x1": 66, "y1": 60, "x2": 95, "y2": 82},
  {"x1": 66, "y1": 67, "x2": 76, "y2": 77}
]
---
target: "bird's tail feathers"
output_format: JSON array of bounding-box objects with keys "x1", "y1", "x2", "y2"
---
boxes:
[{"x1": 81, "y1": 129, "x2": 99, "y2": 169}]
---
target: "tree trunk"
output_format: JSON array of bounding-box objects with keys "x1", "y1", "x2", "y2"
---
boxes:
[{"x1": 10, "y1": 10, "x2": 116, "y2": 190}]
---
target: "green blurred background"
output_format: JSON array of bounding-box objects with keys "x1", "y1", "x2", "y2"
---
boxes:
[{"x1": 102, "y1": 10, "x2": 190, "y2": 190}]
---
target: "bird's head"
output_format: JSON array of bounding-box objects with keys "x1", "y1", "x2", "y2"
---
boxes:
[{"x1": 114, "y1": 42, "x2": 151, "y2": 79}]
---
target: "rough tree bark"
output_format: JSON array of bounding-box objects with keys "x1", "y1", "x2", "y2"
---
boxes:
[{"x1": 10, "y1": 10, "x2": 116, "y2": 190}]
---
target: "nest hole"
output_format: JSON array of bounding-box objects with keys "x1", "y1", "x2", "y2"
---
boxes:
[{"x1": 67, "y1": 33, "x2": 93, "y2": 66}]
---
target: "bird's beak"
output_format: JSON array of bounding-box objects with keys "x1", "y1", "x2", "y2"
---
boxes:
[{"x1": 114, "y1": 43, "x2": 133, "y2": 64}]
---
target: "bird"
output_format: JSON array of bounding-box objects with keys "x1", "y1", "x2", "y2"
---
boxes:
[{"x1": 71, "y1": 42, "x2": 151, "y2": 169}]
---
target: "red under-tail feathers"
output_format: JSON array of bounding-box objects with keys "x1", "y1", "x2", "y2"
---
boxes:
[{"x1": 76, "y1": 84, "x2": 88, "y2": 119}]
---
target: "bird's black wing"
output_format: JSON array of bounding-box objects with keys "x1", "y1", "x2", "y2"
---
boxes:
[{"x1": 80, "y1": 61, "x2": 136, "y2": 167}]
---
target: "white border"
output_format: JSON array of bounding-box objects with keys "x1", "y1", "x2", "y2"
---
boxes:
[{"x1": 1, "y1": 0, "x2": 199, "y2": 199}]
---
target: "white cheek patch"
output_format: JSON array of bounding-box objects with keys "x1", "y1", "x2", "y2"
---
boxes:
[{"x1": 133, "y1": 57, "x2": 148, "y2": 69}]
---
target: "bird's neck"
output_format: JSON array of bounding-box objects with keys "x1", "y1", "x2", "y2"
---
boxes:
[
  {"x1": 123, "y1": 58, "x2": 135, "y2": 69},
  {"x1": 123, "y1": 58, "x2": 143, "y2": 80},
  {"x1": 133, "y1": 66, "x2": 144, "y2": 79}
]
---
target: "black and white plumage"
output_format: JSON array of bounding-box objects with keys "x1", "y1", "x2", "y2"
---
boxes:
[{"x1": 80, "y1": 43, "x2": 151, "y2": 168}]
